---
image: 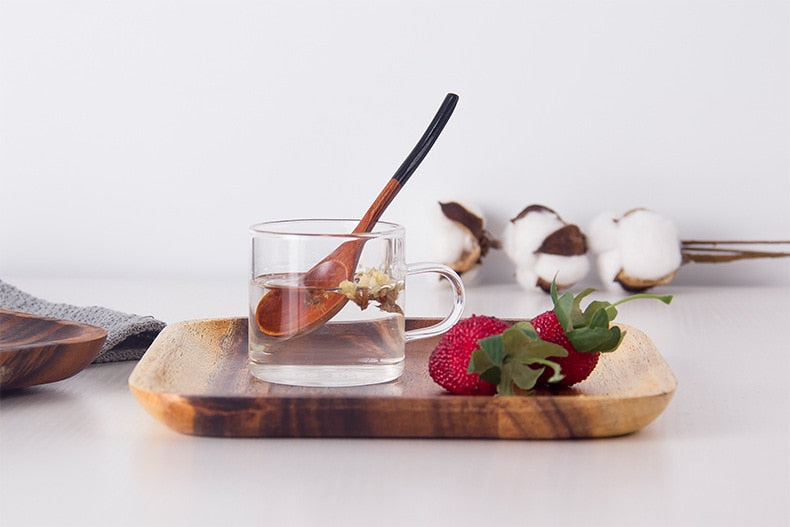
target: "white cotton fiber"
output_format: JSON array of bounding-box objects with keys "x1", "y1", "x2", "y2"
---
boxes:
[
  {"x1": 533, "y1": 254, "x2": 590, "y2": 287},
  {"x1": 513, "y1": 265, "x2": 539, "y2": 292},
  {"x1": 595, "y1": 250, "x2": 624, "y2": 291},
  {"x1": 587, "y1": 212, "x2": 619, "y2": 254},
  {"x1": 428, "y1": 204, "x2": 476, "y2": 264},
  {"x1": 618, "y1": 209, "x2": 681, "y2": 280}
]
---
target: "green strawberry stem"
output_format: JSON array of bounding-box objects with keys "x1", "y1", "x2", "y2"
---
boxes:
[
  {"x1": 610, "y1": 292, "x2": 674, "y2": 307},
  {"x1": 602, "y1": 292, "x2": 673, "y2": 321}
]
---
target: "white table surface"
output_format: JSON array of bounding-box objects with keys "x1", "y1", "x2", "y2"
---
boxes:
[{"x1": 1, "y1": 277, "x2": 789, "y2": 527}]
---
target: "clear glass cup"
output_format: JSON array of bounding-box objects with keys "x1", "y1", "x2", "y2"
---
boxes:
[{"x1": 248, "y1": 219, "x2": 465, "y2": 387}]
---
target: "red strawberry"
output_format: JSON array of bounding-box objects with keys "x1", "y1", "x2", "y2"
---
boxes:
[
  {"x1": 429, "y1": 314, "x2": 511, "y2": 395},
  {"x1": 467, "y1": 281, "x2": 672, "y2": 394},
  {"x1": 530, "y1": 310, "x2": 600, "y2": 386}
]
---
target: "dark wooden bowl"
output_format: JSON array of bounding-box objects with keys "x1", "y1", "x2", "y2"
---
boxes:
[{"x1": 0, "y1": 309, "x2": 107, "y2": 391}]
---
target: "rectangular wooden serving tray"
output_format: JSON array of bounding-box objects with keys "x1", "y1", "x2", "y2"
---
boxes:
[{"x1": 128, "y1": 318, "x2": 676, "y2": 439}]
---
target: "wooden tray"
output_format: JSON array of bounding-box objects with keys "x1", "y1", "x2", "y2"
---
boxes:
[
  {"x1": 129, "y1": 318, "x2": 676, "y2": 439},
  {"x1": 0, "y1": 309, "x2": 107, "y2": 391}
]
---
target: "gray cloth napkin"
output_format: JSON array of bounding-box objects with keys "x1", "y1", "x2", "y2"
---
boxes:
[{"x1": 0, "y1": 280, "x2": 167, "y2": 363}]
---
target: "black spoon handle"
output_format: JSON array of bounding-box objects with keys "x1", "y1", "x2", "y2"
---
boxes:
[
  {"x1": 392, "y1": 92, "x2": 459, "y2": 185},
  {"x1": 355, "y1": 93, "x2": 459, "y2": 233}
]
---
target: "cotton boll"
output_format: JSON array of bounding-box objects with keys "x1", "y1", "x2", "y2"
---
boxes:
[
  {"x1": 503, "y1": 206, "x2": 565, "y2": 262},
  {"x1": 587, "y1": 208, "x2": 681, "y2": 292},
  {"x1": 618, "y1": 210, "x2": 682, "y2": 280},
  {"x1": 425, "y1": 201, "x2": 500, "y2": 285},
  {"x1": 429, "y1": 205, "x2": 478, "y2": 264},
  {"x1": 503, "y1": 204, "x2": 590, "y2": 292}
]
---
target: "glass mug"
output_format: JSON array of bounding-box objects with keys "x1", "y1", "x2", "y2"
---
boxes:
[{"x1": 248, "y1": 219, "x2": 465, "y2": 387}]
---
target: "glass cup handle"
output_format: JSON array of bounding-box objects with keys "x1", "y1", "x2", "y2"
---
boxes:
[{"x1": 404, "y1": 262, "x2": 465, "y2": 342}]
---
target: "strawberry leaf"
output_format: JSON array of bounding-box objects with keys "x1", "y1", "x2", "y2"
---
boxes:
[
  {"x1": 512, "y1": 320, "x2": 539, "y2": 339},
  {"x1": 506, "y1": 361, "x2": 545, "y2": 392},
  {"x1": 501, "y1": 326, "x2": 532, "y2": 352},
  {"x1": 497, "y1": 367, "x2": 517, "y2": 396},
  {"x1": 478, "y1": 365, "x2": 502, "y2": 386},
  {"x1": 508, "y1": 339, "x2": 568, "y2": 361},
  {"x1": 550, "y1": 280, "x2": 574, "y2": 331},
  {"x1": 468, "y1": 349, "x2": 502, "y2": 386},
  {"x1": 582, "y1": 300, "x2": 614, "y2": 325},
  {"x1": 570, "y1": 288, "x2": 596, "y2": 327},
  {"x1": 587, "y1": 306, "x2": 611, "y2": 329},
  {"x1": 567, "y1": 326, "x2": 622, "y2": 353},
  {"x1": 477, "y1": 333, "x2": 504, "y2": 364},
  {"x1": 468, "y1": 348, "x2": 495, "y2": 374},
  {"x1": 530, "y1": 358, "x2": 565, "y2": 383},
  {"x1": 502, "y1": 326, "x2": 568, "y2": 360}
]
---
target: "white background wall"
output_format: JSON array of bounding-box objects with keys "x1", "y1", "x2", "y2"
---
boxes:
[{"x1": 2, "y1": 0, "x2": 788, "y2": 287}]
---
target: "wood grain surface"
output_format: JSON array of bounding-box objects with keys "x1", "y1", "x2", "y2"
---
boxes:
[
  {"x1": 0, "y1": 309, "x2": 107, "y2": 391},
  {"x1": 129, "y1": 318, "x2": 676, "y2": 439}
]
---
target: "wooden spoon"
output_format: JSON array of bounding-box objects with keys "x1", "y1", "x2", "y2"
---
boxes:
[{"x1": 255, "y1": 93, "x2": 459, "y2": 338}]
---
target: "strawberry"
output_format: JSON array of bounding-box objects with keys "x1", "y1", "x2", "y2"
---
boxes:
[
  {"x1": 428, "y1": 314, "x2": 511, "y2": 395},
  {"x1": 530, "y1": 310, "x2": 601, "y2": 386},
  {"x1": 468, "y1": 281, "x2": 672, "y2": 394}
]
